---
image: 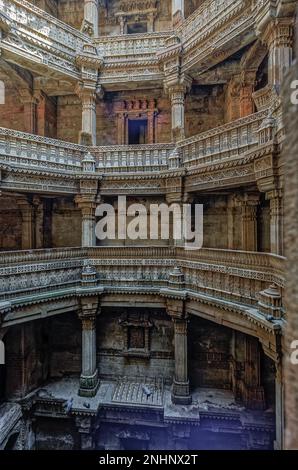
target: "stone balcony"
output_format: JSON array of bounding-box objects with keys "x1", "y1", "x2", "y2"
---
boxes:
[
  {"x1": 0, "y1": 245, "x2": 285, "y2": 357},
  {"x1": 178, "y1": 111, "x2": 267, "y2": 169},
  {"x1": 0, "y1": 112, "x2": 269, "y2": 180},
  {"x1": 0, "y1": 0, "x2": 264, "y2": 82}
]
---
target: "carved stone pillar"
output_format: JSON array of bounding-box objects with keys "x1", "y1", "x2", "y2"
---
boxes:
[
  {"x1": 166, "y1": 299, "x2": 191, "y2": 405},
  {"x1": 243, "y1": 336, "x2": 265, "y2": 410},
  {"x1": 227, "y1": 195, "x2": 236, "y2": 250},
  {"x1": 172, "y1": 0, "x2": 184, "y2": 27},
  {"x1": 78, "y1": 88, "x2": 97, "y2": 146},
  {"x1": 75, "y1": 195, "x2": 97, "y2": 247},
  {"x1": 17, "y1": 197, "x2": 34, "y2": 250},
  {"x1": 32, "y1": 196, "x2": 44, "y2": 250},
  {"x1": 169, "y1": 85, "x2": 187, "y2": 142},
  {"x1": 240, "y1": 194, "x2": 259, "y2": 251},
  {"x1": 266, "y1": 190, "x2": 283, "y2": 255},
  {"x1": 240, "y1": 70, "x2": 256, "y2": 117},
  {"x1": 19, "y1": 89, "x2": 37, "y2": 134},
  {"x1": 263, "y1": 18, "x2": 294, "y2": 89},
  {"x1": 83, "y1": 0, "x2": 99, "y2": 37},
  {"x1": 78, "y1": 298, "x2": 99, "y2": 397}
]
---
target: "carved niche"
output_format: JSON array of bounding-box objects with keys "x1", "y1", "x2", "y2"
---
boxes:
[
  {"x1": 115, "y1": 0, "x2": 158, "y2": 34},
  {"x1": 119, "y1": 311, "x2": 153, "y2": 358}
]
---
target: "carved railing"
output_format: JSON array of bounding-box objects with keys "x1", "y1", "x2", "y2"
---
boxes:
[
  {"x1": 180, "y1": 0, "x2": 257, "y2": 72},
  {"x1": 180, "y1": 0, "x2": 246, "y2": 43},
  {"x1": 0, "y1": 0, "x2": 87, "y2": 78},
  {"x1": 178, "y1": 112, "x2": 266, "y2": 169},
  {"x1": 0, "y1": 127, "x2": 86, "y2": 173},
  {"x1": 94, "y1": 144, "x2": 173, "y2": 172},
  {"x1": 0, "y1": 247, "x2": 285, "y2": 309},
  {"x1": 0, "y1": 128, "x2": 174, "y2": 174},
  {"x1": 95, "y1": 32, "x2": 171, "y2": 59}
]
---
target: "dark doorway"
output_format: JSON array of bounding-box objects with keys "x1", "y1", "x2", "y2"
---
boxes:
[
  {"x1": 128, "y1": 119, "x2": 148, "y2": 144},
  {"x1": 127, "y1": 22, "x2": 148, "y2": 34},
  {"x1": 121, "y1": 438, "x2": 149, "y2": 450}
]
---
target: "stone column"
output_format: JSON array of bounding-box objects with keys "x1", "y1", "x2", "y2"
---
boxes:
[
  {"x1": 275, "y1": 361, "x2": 284, "y2": 450},
  {"x1": 172, "y1": 318, "x2": 191, "y2": 405},
  {"x1": 79, "y1": 88, "x2": 97, "y2": 146},
  {"x1": 243, "y1": 336, "x2": 265, "y2": 410},
  {"x1": 172, "y1": 0, "x2": 184, "y2": 27},
  {"x1": 19, "y1": 90, "x2": 37, "y2": 134},
  {"x1": 169, "y1": 85, "x2": 186, "y2": 142},
  {"x1": 263, "y1": 18, "x2": 294, "y2": 89},
  {"x1": 166, "y1": 298, "x2": 191, "y2": 405},
  {"x1": 240, "y1": 70, "x2": 256, "y2": 117},
  {"x1": 17, "y1": 197, "x2": 34, "y2": 250},
  {"x1": 266, "y1": 190, "x2": 283, "y2": 255},
  {"x1": 83, "y1": 0, "x2": 99, "y2": 37},
  {"x1": 32, "y1": 196, "x2": 44, "y2": 250},
  {"x1": 75, "y1": 196, "x2": 97, "y2": 247},
  {"x1": 241, "y1": 194, "x2": 259, "y2": 251},
  {"x1": 227, "y1": 195, "x2": 236, "y2": 250},
  {"x1": 78, "y1": 299, "x2": 99, "y2": 397}
]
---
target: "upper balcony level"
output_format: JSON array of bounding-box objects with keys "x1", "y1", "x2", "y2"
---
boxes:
[{"x1": 0, "y1": 0, "x2": 288, "y2": 84}]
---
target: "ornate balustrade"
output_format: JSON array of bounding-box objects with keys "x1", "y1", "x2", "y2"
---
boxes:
[
  {"x1": 94, "y1": 144, "x2": 173, "y2": 173},
  {"x1": 0, "y1": 128, "x2": 173, "y2": 174},
  {"x1": 0, "y1": 127, "x2": 86, "y2": 173},
  {"x1": 0, "y1": 110, "x2": 270, "y2": 182},
  {"x1": 179, "y1": 0, "x2": 257, "y2": 72},
  {"x1": 180, "y1": 0, "x2": 241, "y2": 42},
  {"x1": 0, "y1": 0, "x2": 261, "y2": 80},
  {"x1": 0, "y1": 247, "x2": 285, "y2": 310},
  {"x1": 95, "y1": 32, "x2": 171, "y2": 59},
  {"x1": 178, "y1": 112, "x2": 266, "y2": 169},
  {"x1": 0, "y1": 0, "x2": 87, "y2": 79}
]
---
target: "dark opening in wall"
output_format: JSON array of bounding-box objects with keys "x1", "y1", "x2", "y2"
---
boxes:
[
  {"x1": 128, "y1": 119, "x2": 148, "y2": 144},
  {"x1": 127, "y1": 22, "x2": 148, "y2": 34}
]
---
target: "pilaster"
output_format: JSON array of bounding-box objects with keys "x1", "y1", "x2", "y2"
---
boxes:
[
  {"x1": 266, "y1": 189, "x2": 283, "y2": 255},
  {"x1": 163, "y1": 268, "x2": 191, "y2": 405},
  {"x1": 16, "y1": 197, "x2": 34, "y2": 250},
  {"x1": 239, "y1": 193, "x2": 260, "y2": 252},
  {"x1": 78, "y1": 296, "x2": 100, "y2": 398},
  {"x1": 262, "y1": 18, "x2": 294, "y2": 89}
]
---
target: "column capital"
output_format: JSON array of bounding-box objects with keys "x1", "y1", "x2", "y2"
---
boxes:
[
  {"x1": 165, "y1": 298, "x2": 186, "y2": 320},
  {"x1": 266, "y1": 189, "x2": 283, "y2": 201},
  {"x1": 79, "y1": 295, "x2": 100, "y2": 316},
  {"x1": 261, "y1": 17, "x2": 294, "y2": 50},
  {"x1": 16, "y1": 195, "x2": 33, "y2": 211},
  {"x1": 75, "y1": 194, "x2": 97, "y2": 210},
  {"x1": 165, "y1": 74, "x2": 193, "y2": 98}
]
